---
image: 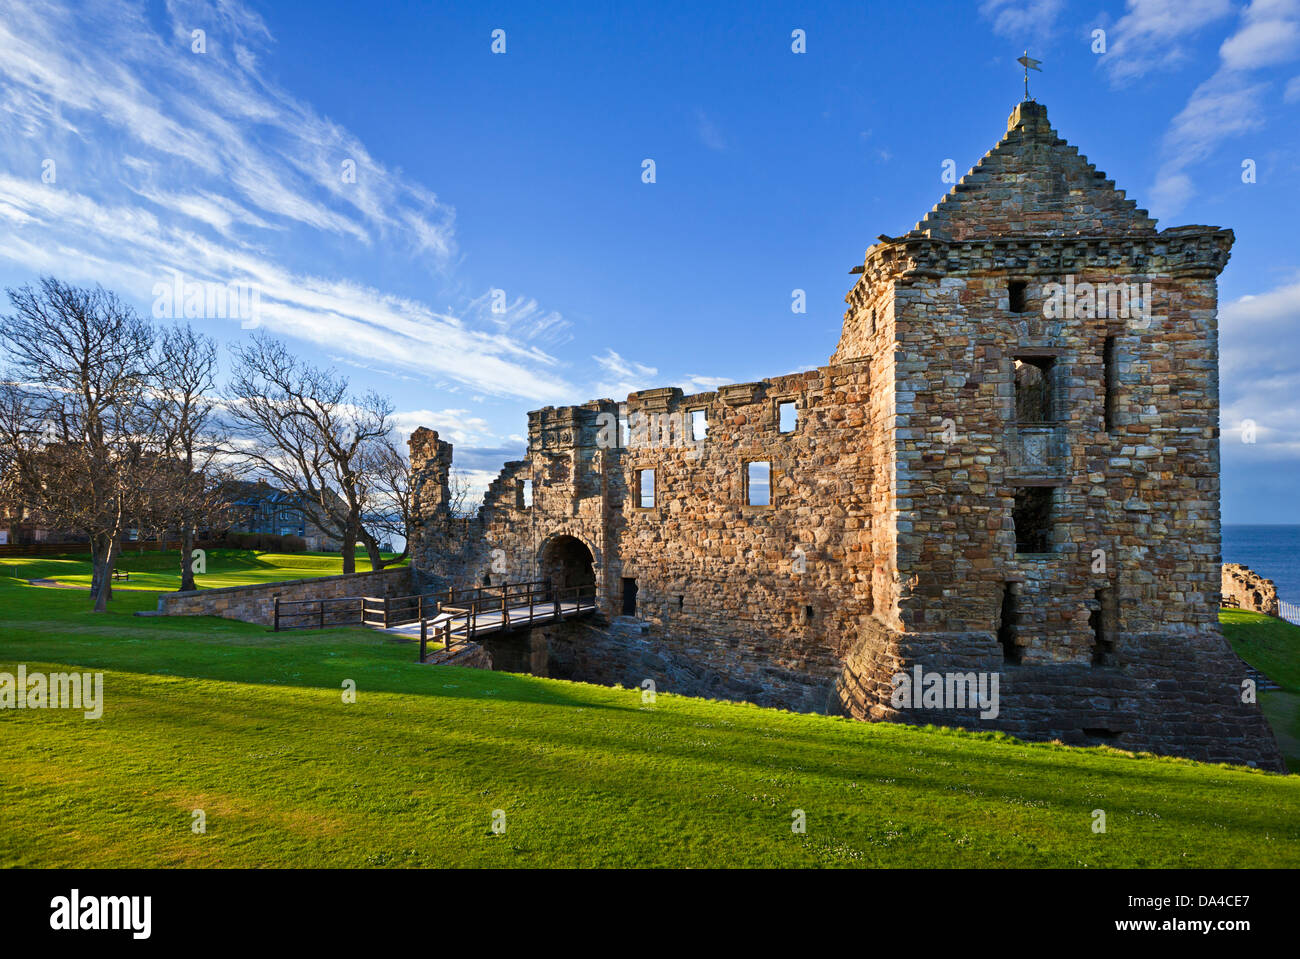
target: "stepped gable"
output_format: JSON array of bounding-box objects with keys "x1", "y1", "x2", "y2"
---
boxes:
[{"x1": 911, "y1": 100, "x2": 1159, "y2": 240}]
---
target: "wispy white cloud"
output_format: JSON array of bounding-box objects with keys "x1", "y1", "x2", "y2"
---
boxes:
[
  {"x1": 592, "y1": 349, "x2": 659, "y2": 400},
  {"x1": 1220, "y1": 275, "x2": 1300, "y2": 460},
  {"x1": 1148, "y1": 0, "x2": 1300, "y2": 218},
  {"x1": 679, "y1": 374, "x2": 733, "y2": 393},
  {"x1": 1097, "y1": 0, "x2": 1235, "y2": 85},
  {"x1": 0, "y1": 0, "x2": 577, "y2": 404},
  {"x1": 979, "y1": 0, "x2": 1066, "y2": 39},
  {"x1": 390, "y1": 408, "x2": 495, "y2": 446},
  {"x1": 590, "y1": 349, "x2": 735, "y2": 402},
  {"x1": 1220, "y1": 0, "x2": 1300, "y2": 69},
  {"x1": 0, "y1": 172, "x2": 575, "y2": 402}
]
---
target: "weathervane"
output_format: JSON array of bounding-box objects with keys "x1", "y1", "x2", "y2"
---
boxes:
[{"x1": 1017, "y1": 49, "x2": 1042, "y2": 100}]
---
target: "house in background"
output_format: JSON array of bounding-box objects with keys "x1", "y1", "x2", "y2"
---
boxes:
[
  {"x1": 0, "y1": 504, "x2": 88, "y2": 547},
  {"x1": 221, "y1": 480, "x2": 342, "y2": 552}
]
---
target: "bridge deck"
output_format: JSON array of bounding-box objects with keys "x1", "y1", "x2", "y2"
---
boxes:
[
  {"x1": 377, "y1": 581, "x2": 598, "y2": 662},
  {"x1": 385, "y1": 598, "x2": 597, "y2": 643}
]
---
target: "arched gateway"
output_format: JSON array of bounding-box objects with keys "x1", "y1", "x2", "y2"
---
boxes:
[{"x1": 539, "y1": 534, "x2": 595, "y2": 593}]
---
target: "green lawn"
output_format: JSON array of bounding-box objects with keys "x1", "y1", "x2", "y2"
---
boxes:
[
  {"x1": 1222, "y1": 609, "x2": 1300, "y2": 773},
  {"x1": 2, "y1": 576, "x2": 1298, "y2": 868},
  {"x1": 0, "y1": 548, "x2": 403, "y2": 592}
]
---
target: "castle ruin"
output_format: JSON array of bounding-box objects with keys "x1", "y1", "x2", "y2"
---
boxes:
[{"x1": 408, "y1": 100, "x2": 1284, "y2": 770}]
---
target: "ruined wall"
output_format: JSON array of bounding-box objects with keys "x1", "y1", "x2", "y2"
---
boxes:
[
  {"x1": 833, "y1": 272, "x2": 902, "y2": 628},
  {"x1": 605, "y1": 363, "x2": 878, "y2": 710},
  {"x1": 404, "y1": 99, "x2": 1284, "y2": 770},
  {"x1": 407, "y1": 427, "x2": 491, "y2": 593},
  {"x1": 408, "y1": 365, "x2": 879, "y2": 711},
  {"x1": 846, "y1": 252, "x2": 1229, "y2": 656},
  {"x1": 1222, "y1": 563, "x2": 1280, "y2": 617}
]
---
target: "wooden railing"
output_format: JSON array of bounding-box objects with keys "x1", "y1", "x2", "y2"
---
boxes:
[
  {"x1": 361, "y1": 581, "x2": 551, "y2": 629},
  {"x1": 418, "y1": 582, "x2": 597, "y2": 662},
  {"x1": 272, "y1": 596, "x2": 366, "y2": 631},
  {"x1": 361, "y1": 593, "x2": 432, "y2": 628},
  {"x1": 270, "y1": 578, "x2": 597, "y2": 642}
]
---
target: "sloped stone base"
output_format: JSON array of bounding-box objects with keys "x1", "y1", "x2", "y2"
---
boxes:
[
  {"x1": 478, "y1": 617, "x2": 839, "y2": 714},
  {"x1": 836, "y1": 622, "x2": 1286, "y2": 771}
]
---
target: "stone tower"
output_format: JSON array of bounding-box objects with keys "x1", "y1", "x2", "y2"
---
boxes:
[
  {"x1": 408, "y1": 100, "x2": 1284, "y2": 769},
  {"x1": 833, "y1": 100, "x2": 1279, "y2": 766}
]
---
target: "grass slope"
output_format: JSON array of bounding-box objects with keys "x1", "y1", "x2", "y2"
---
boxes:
[
  {"x1": 1222, "y1": 609, "x2": 1300, "y2": 773},
  {"x1": 2, "y1": 578, "x2": 1298, "y2": 868}
]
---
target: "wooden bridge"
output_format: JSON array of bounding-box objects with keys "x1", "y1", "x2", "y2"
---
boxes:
[
  {"x1": 269, "y1": 579, "x2": 598, "y2": 661},
  {"x1": 373, "y1": 580, "x2": 598, "y2": 662}
]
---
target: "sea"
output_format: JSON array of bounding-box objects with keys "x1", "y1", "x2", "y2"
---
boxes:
[{"x1": 1223, "y1": 525, "x2": 1300, "y2": 606}]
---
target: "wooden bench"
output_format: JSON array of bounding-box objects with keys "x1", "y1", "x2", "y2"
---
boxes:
[{"x1": 111, "y1": 568, "x2": 130, "y2": 581}]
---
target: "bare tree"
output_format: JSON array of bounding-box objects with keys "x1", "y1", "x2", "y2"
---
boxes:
[
  {"x1": 155, "y1": 324, "x2": 233, "y2": 590},
  {"x1": 447, "y1": 466, "x2": 475, "y2": 518},
  {"x1": 225, "y1": 333, "x2": 404, "y2": 574},
  {"x1": 363, "y1": 439, "x2": 412, "y2": 567},
  {"x1": 0, "y1": 278, "x2": 159, "y2": 611}
]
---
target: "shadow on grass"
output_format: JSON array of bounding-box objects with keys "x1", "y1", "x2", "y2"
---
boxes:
[
  {"x1": 49, "y1": 663, "x2": 1294, "y2": 854},
  {"x1": 5, "y1": 578, "x2": 1298, "y2": 822}
]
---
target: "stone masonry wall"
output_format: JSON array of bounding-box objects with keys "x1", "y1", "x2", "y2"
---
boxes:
[
  {"x1": 831, "y1": 101, "x2": 1280, "y2": 769},
  {"x1": 405, "y1": 99, "x2": 1284, "y2": 770},
  {"x1": 155, "y1": 566, "x2": 414, "y2": 626},
  {"x1": 409, "y1": 364, "x2": 880, "y2": 711}
]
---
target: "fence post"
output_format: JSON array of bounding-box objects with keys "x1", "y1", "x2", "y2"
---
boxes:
[
  {"x1": 273, "y1": 597, "x2": 280, "y2": 632},
  {"x1": 384, "y1": 596, "x2": 390, "y2": 629},
  {"x1": 318, "y1": 600, "x2": 325, "y2": 630},
  {"x1": 420, "y1": 615, "x2": 427, "y2": 662}
]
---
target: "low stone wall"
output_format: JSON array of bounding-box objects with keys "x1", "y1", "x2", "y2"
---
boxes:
[
  {"x1": 1222, "y1": 564, "x2": 1280, "y2": 617},
  {"x1": 426, "y1": 643, "x2": 492, "y2": 669},
  {"x1": 155, "y1": 566, "x2": 414, "y2": 627}
]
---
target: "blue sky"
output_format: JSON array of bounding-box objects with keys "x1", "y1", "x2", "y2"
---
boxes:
[{"x1": 0, "y1": 0, "x2": 1296, "y2": 520}]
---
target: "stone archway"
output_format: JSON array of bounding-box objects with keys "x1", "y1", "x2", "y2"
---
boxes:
[{"x1": 540, "y1": 534, "x2": 595, "y2": 592}]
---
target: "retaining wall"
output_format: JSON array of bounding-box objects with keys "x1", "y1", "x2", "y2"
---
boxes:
[{"x1": 155, "y1": 565, "x2": 414, "y2": 627}]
